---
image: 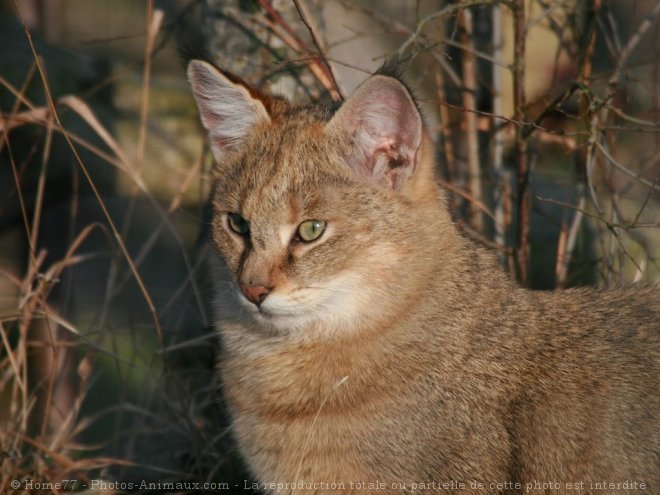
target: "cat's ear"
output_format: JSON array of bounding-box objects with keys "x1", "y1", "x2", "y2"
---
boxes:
[
  {"x1": 187, "y1": 60, "x2": 271, "y2": 161},
  {"x1": 326, "y1": 75, "x2": 422, "y2": 191}
]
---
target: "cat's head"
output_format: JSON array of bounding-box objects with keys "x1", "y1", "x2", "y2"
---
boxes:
[{"x1": 188, "y1": 60, "x2": 447, "y2": 337}]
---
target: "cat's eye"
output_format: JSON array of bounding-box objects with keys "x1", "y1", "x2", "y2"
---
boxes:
[
  {"x1": 297, "y1": 219, "x2": 326, "y2": 242},
  {"x1": 227, "y1": 212, "x2": 249, "y2": 235}
]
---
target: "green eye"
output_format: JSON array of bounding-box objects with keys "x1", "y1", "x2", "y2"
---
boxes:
[
  {"x1": 297, "y1": 219, "x2": 326, "y2": 242},
  {"x1": 227, "y1": 212, "x2": 249, "y2": 235}
]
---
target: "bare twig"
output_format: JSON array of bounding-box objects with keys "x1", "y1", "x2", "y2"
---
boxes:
[
  {"x1": 605, "y1": 104, "x2": 660, "y2": 128},
  {"x1": 595, "y1": 140, "x2": 660, "y2": 192},
  {"x1": 256, "y1": 0, "x2": 341, "y2": 100},
  {"x1": 397, "y1": 0, "x2": 506, "y2": 56},
  {"x1": 438, "y1": 179, "x2": 498, "y2": 224},
  {"x1": 440, "y1": 37, "x2": 510, "y2": 69},
  {"x1": 435, "y1": 71, "x2": 456, "y2": 183},
  {"x1": 337, "y1": 0, "x2": 463, "y2": 87},
  {"x1": 555, "y1": 195, "x2": 586, "y2": 288},
  {"x1": 458, "y1": 9, "x2": 482, "y2": 231},
  {"x1": 432, "y1": 99, "x2": 568, "y2": 136},
  {"x1": 526, "y1": 0, "x2": 571, "y2": 30},
  {"x1": 491, "y1": 0, "x2": 507, "y2": 261},
  {"x1": 536, "y1": 196, "x2": 659, "y2": 230},
  {"x1": 292, "y1": 0, "x2": 344, "y2": 99},
  {"x1": 608, "y1": 1, "x2": 660, "y2": 87},
  {"x1": 512, "y1": 0, "x2": 530, "y2": 285}
]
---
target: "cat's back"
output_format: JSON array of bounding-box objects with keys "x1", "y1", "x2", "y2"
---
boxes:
[
  {"x1": 507, "y1": 285, "x2": 659, "y2": 489},
  {"x1": 540, "y1": 285, "x2": 659, "y2": 354}
]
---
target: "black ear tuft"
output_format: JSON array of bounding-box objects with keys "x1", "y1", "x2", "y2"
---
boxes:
[
  {"x1": 374, "y1": 58, "x2": 424, "y2": 120},
  {"x1": 374, "y1": 58, "x2": 407, "y2": 81},
  {"x1": 177, "y1": 41, "x2": 212, "y2": 72},
  {"x1": 174, "y1": 0, "x2": 211, "y2": 71}
]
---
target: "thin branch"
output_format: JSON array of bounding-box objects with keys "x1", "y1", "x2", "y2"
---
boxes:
[
  {"x1": 555, "y1": 195, "x2": 586, "y2": 288},
  {"x1": 536, "y1": 197, "x2": 659, "y2": 230},
  {"x1": 257, "y1": 0, "x2": 341, "y2": 100},
  {"x1": 397, "y1": 0, "x2": 508, "y2": 56},
  {"x1": 458, "y1": 9, "x2": 482, "y2": 231},
  {"x1": 252, "y1": 12, "x2": 340, "y2": 99},
  {"x1": 605, "y1": 105, "x2": 660, "y2": 128},
  {"x1": 337, "y1": 0, "x2": 462, "y2": 87},
  {"x1": 491, "y1": 1, "x2": 507, "y2": 259},
  {"x1": 431, "y1": 99, "x2": 569, "y2": 136},
  {"x1": 608, "y1": 0, "x2": 660, "y2": 87},
  {"x1": 526, "y1": 0, "x2": 571, "y2": 31},
  {"x1": 440, "y1": 37, "x2": 511, "y2": 69},
  {"x1": 435, "y1": 71, "x2": 456, "y2": 184},
  {"x1": 292, "y1": 0, "x2": 344, "y2": 99},
  {"x1": 437, "y1": 179, "x2": 499, "y2": 224},
  {"x1": 512, "y1": 0, "x2": 530, "y2": 285},
  {"x1": 595, "y1": 140, "x2": 660, "y2": 192}
]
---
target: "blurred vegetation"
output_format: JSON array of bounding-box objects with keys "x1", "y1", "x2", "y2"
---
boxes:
[{"x1": 0, "y1": 0, "x2": 658, "y2": 493}]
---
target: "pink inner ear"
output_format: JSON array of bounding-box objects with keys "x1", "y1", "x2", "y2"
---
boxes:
[{"x1": 330, "y1": 75, "x2": 422, "y2": 190}]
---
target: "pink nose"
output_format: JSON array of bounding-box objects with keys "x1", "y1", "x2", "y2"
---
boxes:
[{"x1": 241, "y1": 284, "x2": 270, "y2": 306}]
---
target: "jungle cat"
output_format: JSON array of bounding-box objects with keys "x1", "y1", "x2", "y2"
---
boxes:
[{"x1": 187, "y1": 59, "x2": 659, "y2": 494}]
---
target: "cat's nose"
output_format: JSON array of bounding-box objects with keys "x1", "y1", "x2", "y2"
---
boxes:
[{"x1": 241, "y1": 284, "x2": 271, "y2": 307}]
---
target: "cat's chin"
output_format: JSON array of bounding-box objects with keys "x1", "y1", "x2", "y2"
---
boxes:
[
  {"x1": 232, "y1": 274, "x2": 368, "y2": 335},
  {"x1": 238, "y1": 295, "x2": 364, "y2": 337},
  {"x1": 237, "y1": 295, "x2": 320, "y2": 331},
  {"x1": 249, "y1": 309, "x2": 364, "y2": 340},
  {"x1": 252, "y1": 309, "x2": 313, "y2": 330}
]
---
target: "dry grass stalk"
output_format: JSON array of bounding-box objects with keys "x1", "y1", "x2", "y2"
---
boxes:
[{"x1": 136, "y1": 2, "x2": 164, "y2": 174}]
